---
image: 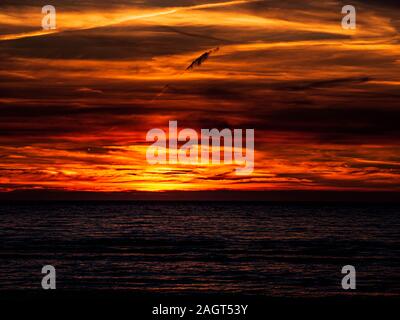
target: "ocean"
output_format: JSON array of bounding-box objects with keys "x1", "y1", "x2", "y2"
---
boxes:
[{"x1": 0, "y1": 202, "x2": 399, "y2": 296}]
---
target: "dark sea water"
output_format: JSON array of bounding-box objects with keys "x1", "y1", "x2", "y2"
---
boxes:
[{"x1": 0, "y1": 202, "x2": 399, "y2": 297}]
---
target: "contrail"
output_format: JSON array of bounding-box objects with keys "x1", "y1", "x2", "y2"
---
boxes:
[
  {"x1": 151, "y1": 47, "x2": 220, "y2": 102},
  {"x1": 0, "y1": 0, "x2": 260, "y2": 41},
  {"x1": 186, "y1": 47, "x2": 220, "y2": 71},
  {"x1": 0, "y1": 30, "x2": 57, "y2": 41}
]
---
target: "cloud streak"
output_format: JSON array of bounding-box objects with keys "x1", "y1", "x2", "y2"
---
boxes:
[
  {"x1": 0, "y1": 0, "x2": 260, "y2": 41},
  {"x1": 0, "y1": 0, "x2": 399, "y2": 192}
]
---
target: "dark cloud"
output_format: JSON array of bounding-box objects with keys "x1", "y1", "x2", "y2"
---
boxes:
[
  {"x1": 0, "y1": 0, "x2": 399, "y2": 192},
  {"x1": 351, "y1": 0, "x2": 400, "y2": 8},
  {"x1": 279, "y1": 76, "x2": 372, "y2": 91}
]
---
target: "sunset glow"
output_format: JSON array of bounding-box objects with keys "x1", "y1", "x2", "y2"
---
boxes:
[{"x1": 1, "y1": 0, "x2": 399, "y2": 193}]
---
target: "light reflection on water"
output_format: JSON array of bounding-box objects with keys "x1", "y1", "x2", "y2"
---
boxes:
[{"x1": 0, "y1": 202, "x2": 399, "y2": 296}]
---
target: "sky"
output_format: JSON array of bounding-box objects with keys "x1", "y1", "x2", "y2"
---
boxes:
[{"x1": 0, "y1": 0, "x2": 399, "y2": 194}]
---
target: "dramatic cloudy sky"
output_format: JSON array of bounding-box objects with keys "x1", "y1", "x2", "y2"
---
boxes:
[{"x1": 0, "y1": 0, "x2": 399, "y2": 192}]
